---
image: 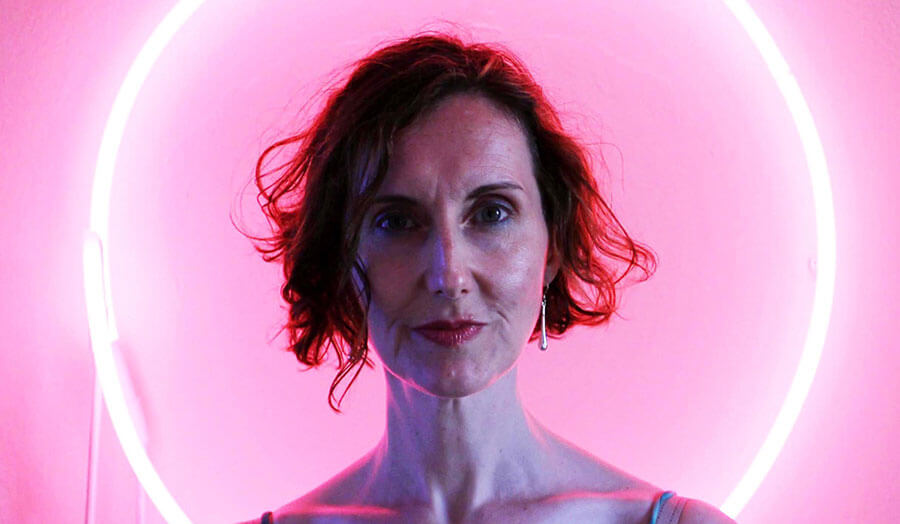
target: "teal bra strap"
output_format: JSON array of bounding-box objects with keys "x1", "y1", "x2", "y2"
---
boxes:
[{"x1": 650, "y1": 491, "x2": 676, "y2": 524}]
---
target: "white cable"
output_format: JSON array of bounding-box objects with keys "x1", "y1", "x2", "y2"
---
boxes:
[{"x1": 84, "y1": 366, "x2": 103, "y2": 524}]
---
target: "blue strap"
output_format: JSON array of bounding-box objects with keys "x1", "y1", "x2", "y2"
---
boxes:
[
  {"x1": 650, "y1": 491, "x2": 676, "y2": 524},
  {"x1": 260, "y1": 511, "x2": 274, "y2": 524}
]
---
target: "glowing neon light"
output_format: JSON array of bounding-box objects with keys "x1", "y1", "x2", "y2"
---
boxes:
[
  {"x1": 719, "y1": 0, "x2": 835, "y2": 517},
  {"x1": 83, "y1": 1, "x2": 834, "y2": 521},
  {"x1": 84, "y1": 1, "x2": 206, "y2": 523}
]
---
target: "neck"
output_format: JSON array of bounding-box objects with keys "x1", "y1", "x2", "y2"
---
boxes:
[{"x1": 367, "y1": 366, "x2": 554, "y2": 522}]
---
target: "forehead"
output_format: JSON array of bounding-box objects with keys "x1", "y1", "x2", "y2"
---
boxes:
[{"x1": 378, "y1": 93, "x2": 535, "y2": 196}]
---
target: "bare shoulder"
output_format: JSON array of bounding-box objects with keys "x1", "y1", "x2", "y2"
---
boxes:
[
  {"x1": 270, "y1": 496, "x2": 407, "y2": 524},
  {"x1": 553, "y1": 438, "x2": 735, "y2": 524},
  {"x1": 253, "y1": 450, "x2": 398, "y2": 524},
  {"x1": 234, "y1": 483, "x2": 344, "y2": 524},
  {"x1": 546, "y1": 431, "x2": 660, "y2": 494},
  {"x1": 252, "y1": 500, "x2": 397, "y2": 524},
  {"x1": 678, "y1": 498, "x2": 737, "y2": 524},
  {"x1": 535, "y1": 432, "x2": 670, "y2": 521}
]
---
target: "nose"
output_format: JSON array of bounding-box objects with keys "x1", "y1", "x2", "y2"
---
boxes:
[{"x1": 424, "y1": 221, "x2": 469, "y2": 299}]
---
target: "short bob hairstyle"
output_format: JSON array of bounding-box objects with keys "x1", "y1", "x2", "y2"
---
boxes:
[{"x1": 247, "y1": 31, "x2": 657, "y2": 411}]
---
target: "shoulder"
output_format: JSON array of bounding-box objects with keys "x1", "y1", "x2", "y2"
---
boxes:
[
  {"x1": 263, "y1": 449, "x2": 383, "y2": 521},
  {"x1": 677, "y1": 498, "x2": 737, "y2": 524},
  {"x1": 253, "y1": 460, "x2": 398, "y2": 524},
  {"x1": 239, "y1": 506, "x2": 375, "y2": 524},
  {"x1": 233, "y1": 511, "x2": 310, "y2": 524},
  {"x1": 262, "y1": 494, "x2": 367, "y2": 524}
]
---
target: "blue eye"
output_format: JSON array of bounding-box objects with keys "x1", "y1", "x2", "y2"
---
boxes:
[
  {"x1": 475, "y1": 204, "x2": 510, "y2": 224},
  {"x1": 375, "y1": 213, "x2": 416, "y2": 232},
  {"x1": 373, "y1": 201, "x2": 512, "y2": 234}
]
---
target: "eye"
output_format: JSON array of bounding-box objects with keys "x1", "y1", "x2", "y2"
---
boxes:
[
  {"x1": 474, "y1": 202, "x2": 511, "y2": 224},
  {"x1": 375, "y1": 212, "x2": 416, "y2": 232}
]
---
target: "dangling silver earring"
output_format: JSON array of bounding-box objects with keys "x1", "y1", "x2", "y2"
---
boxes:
[{"x1": 540, "y1": 286, "x2": 549, "y2": 351}]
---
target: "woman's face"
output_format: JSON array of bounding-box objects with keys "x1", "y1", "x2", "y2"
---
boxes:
[{"x1": 357, "y1": 93, "x2": 558, "y2": 398}]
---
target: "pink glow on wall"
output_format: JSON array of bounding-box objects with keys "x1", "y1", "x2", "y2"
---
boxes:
[
  {"x1": 92, "y1": 0, "x2": 824, "y2": 520},
  {"x1": 3, "y1": 1, "x2": 898, "y2": 523}
]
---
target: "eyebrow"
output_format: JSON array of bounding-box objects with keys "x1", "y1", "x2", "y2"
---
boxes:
[{"x1": 372, "y1": 181, "x2": 525, "y2": 206}]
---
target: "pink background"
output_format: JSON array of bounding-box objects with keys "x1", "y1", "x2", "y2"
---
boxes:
[{"x1": 1, "y1": 1, "x2": 897, "y2": 522}]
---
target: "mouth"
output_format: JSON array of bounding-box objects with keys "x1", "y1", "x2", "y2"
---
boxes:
[{"x1": 412, "y1": 322, "x2": 485, "y2": 347}]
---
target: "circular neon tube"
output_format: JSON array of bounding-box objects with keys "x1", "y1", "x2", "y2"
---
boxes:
[{"x1": 82, "y1": 1, "x2": 835, "y2": 521}]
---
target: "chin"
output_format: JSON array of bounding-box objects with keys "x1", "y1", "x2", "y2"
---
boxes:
[
  {"x1": 423, "y1": 380, "x2": 484, "y2": 399},
  {"x1": 379, "y1": 336, "x2": 521, "y2": 399},
  {"x1": 413, "y1": 363, "x2": 507, "y2": 399}
]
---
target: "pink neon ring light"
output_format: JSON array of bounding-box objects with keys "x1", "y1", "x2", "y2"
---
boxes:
[{"x1": 82, "y1": 2, "x2": 836, "y2": 522}]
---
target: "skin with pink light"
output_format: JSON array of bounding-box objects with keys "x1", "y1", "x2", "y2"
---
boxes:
[{"x1": 242, "y1": 93, "x2": 734, "y2": 524}]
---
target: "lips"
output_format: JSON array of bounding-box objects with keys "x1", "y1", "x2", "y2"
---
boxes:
[{"x1": 412, "y1": 320, "x2": 486, "y2": 347}]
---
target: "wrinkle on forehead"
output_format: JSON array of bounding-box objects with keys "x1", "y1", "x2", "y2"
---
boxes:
[{"x1": 379, "y1": 94, "x2": 535, "y2": 201}]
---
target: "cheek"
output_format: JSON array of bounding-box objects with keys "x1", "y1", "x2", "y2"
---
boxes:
[
  {"x1": 357, "y1": 221, "x2": 548, "y2": 317},
  {"x1": 358, "y1": 245, "x2": 407, "y2": 308},
  {"x1": 488, "y1": 233, "x2": 546, "y2": 311},
  {"x1": 355, "y1": 240, "x2": 418, "y2": 354}
]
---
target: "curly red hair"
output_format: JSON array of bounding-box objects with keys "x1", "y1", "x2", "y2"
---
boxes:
[{"x1": 242, "y1": 31, "x2": 658, "y2": 412}]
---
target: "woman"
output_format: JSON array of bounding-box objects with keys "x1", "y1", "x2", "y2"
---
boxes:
[{"x1": 240, "y1": 32, "x2": 736, "y2": 524}]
